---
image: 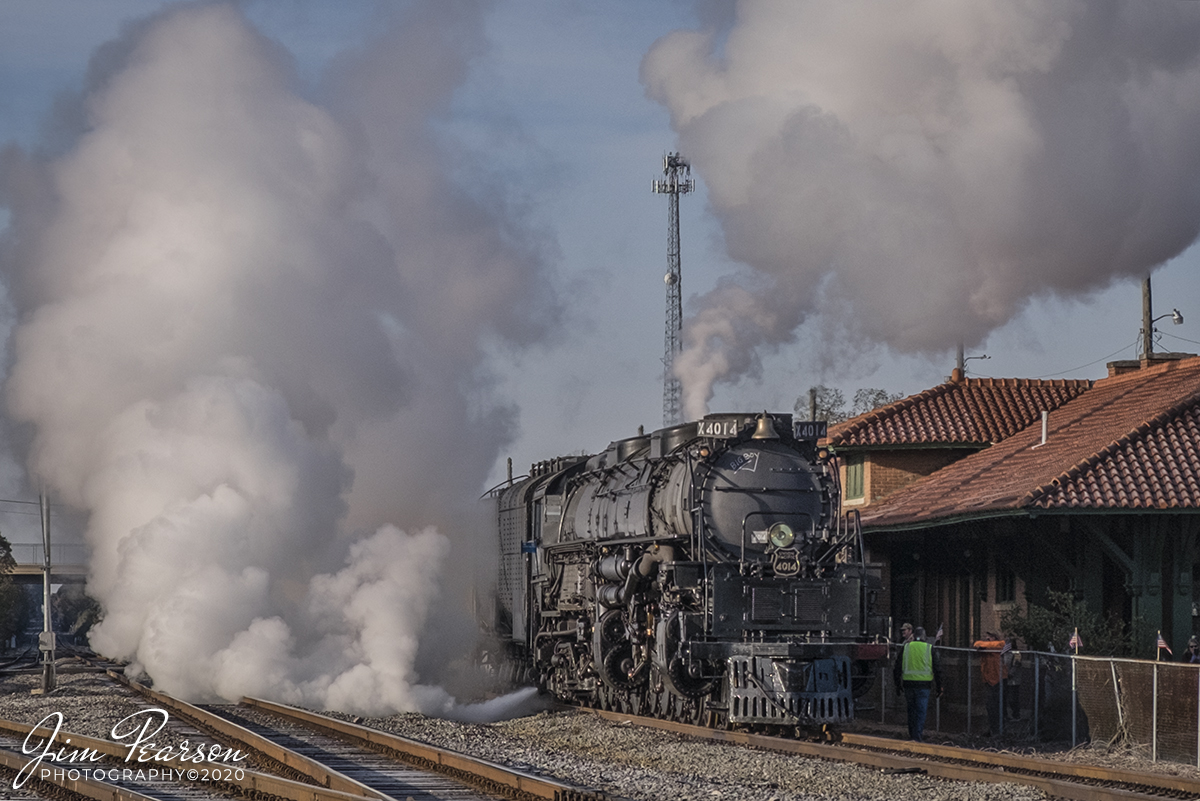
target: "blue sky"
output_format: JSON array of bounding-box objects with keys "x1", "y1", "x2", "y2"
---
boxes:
[{"x1": 2, "y1": 0, "x2": 1197, "y2": 497}]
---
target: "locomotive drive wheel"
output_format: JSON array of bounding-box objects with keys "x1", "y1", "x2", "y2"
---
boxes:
[
  {"x1": 666, "y1": 656, "x2": 717, "y2": 697},
  {"x1": 601, "y1": 645, "x2": 645, "y2": 690},
  {"x1": 599, "y1": 610, "x2": 626, "y2": 648}
]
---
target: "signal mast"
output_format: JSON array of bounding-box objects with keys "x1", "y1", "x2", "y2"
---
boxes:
[{"x1": 653, "y1": 153, "x2": 694, "y2": 426}]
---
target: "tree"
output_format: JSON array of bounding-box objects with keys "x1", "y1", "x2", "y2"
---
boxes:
[
  {"x1": 795, "y1": 385, "x2": 903, "y2": 423},
  {"x1": 0, "y1": 534, "x2": 27, "y2": 647},
  {"x1": 851, "y1": 388, "x2": 902, "y2": 416},
  {"x1": 0, "y1": 535, "x2": 15, "y2": 577},
  {"x1": 0, "y1": 583, "x2": 32, "y2": 647},
  {"x1": 998, "y1": 589, "x2": 1141, "y2": 657},
  {"x1": 794, "y1": 385, "x2": 847, "y2": 423}
]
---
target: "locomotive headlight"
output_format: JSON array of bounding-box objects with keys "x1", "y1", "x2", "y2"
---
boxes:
[{"x1": 768, "y1": 523, "x2": 795, "y2": 549}]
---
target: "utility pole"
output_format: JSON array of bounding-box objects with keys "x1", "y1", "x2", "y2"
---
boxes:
[
  {"x1": 38, "y1": 491, "x2": 55, "y2": 694},
  {"x1": 1142, "y1": 275, "x2": 1154, "y2": 358},
  {"x1": 653, "y1": 153, "x2": 694, "y2": 427},
  {"x1": 1139, "y1": 275, "x2": 1185, "y2": 357}
]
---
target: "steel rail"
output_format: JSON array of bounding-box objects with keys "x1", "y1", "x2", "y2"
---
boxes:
[
  {"x1": 0, "y1": 746, "x2": 156, "y2": 801},
  {"x1": 105, "y1": 670, "x2": 384, "y2": 799},
  {"x1": 0, "y1": 715, "x2": 377, "y2": 801},
  {"x1": 836, "y1": 730, "x2": 1200, "y2": 796},
  {"x1": 242, "y1": 696, "x2": 609, "y2": 801},
  {"x1": 588, "y1": 708, "x2": 1200, "y2": 801}
]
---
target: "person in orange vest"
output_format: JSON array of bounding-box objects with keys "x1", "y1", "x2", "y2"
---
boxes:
[
  {"x1": 892, "y1": 626, "x2": 942, "y2": 742},
  {"x1": 973, "y1": 638, "x2": 1009, "y2": 735}
]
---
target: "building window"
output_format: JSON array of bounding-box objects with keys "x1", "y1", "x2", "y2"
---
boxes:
[
  {"x1": 844, "y1": 454, "x2": 865, "y2": 500},
  {"x1": 996, "y1": 566, "x2": 1016, "y2": 603}
]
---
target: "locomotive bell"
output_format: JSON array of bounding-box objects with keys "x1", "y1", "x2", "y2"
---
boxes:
[{"x1": 751, "y1": 412, "x2": 779, "y2": 440}]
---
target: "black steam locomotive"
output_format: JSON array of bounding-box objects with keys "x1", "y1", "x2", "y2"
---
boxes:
[{"x1": 489, "y1": 412, "x2": 885, "y2": 728}]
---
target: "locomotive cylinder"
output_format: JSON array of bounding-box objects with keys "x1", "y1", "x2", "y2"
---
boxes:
[
  {"x1": 597, "y1": 546, "x2": 676, "y2": 608},
  {"x1": 594, "y1": 553, "x2": 631, "y2": 582}
]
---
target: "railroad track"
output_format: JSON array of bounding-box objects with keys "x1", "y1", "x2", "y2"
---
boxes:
[
  {"x1": 0, "y1": 678, "x2": 372, "y2": 801},
  {"x1": 587, "y1": 708, "x2": 1200, "y2": 801},
  {"x1": 91, "y1": 670, "x2": 611, "y2": 801}
]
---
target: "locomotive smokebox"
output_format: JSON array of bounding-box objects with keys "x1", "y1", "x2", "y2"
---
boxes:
[{"x1": 697, "y1": 439, "x2": 830, "y2": 557}]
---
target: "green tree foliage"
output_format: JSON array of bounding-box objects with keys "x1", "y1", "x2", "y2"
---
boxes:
[
  {"x1": 851, "y1": 387, "x2": 903, "y2": 416},
  {"x1": 0, "y1": 536, "x2": 15, "y2": 577},
  {"x1": 0, "y1": 534, "x2": 29, "y2": 646},
  {"x1": 0, "y1": 583, "x2": 30, "y2": 646},
  {"x1": 795, "y1": 385, "x2": 847, "y2": 423},
  {"x1": 795, "y1": 386, "x2": 903, "y2": 424},
  {"x1": 999, "y1": 589, "x2": 1142, "y2": 656}
]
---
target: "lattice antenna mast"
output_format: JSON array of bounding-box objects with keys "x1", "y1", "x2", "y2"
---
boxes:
[{"x1": 653, "y1": 152, "x2": 694, "y2": 426}]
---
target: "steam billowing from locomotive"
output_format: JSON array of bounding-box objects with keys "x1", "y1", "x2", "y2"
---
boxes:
[
  {"x1": 0, "y1": 2, "x2": 557, "y2": 714},
  {"x1": 643, "y1": 1, "x2": 1200, "y2": 419}
]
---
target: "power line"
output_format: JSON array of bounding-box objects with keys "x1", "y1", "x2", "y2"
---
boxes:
[
  {"x1": 974, "y1": 335, "x2": 1141, "y2": 381},
  {"x1": 1029, "y1": 335, "x2": 1141, "y2": 379},
  {"x1": 1161, "y1": 331, "x2": 1200, "y2": 348}
]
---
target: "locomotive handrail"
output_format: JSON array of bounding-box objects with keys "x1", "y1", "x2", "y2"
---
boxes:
[
  {"x1": 480, "y1": 475, "x2": 530, "y2": 499},
  {"x1": 709, "y1": 485, "x2": 822, "y2": 492},
  {"x1": 849, "y1": 508, "x2": 864, "y2": 560},
  {"x1": 845, "y1": 508, "x2": 870, "y2": 638}
]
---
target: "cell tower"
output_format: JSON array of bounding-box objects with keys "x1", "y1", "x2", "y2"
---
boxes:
[{"x1": 653, "y1": 152, "x2": 694, "y2": 426}]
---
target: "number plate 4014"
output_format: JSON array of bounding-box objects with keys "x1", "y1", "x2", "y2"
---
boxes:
[{"x1": 697, "y1": 419, "x2": 742, "y2": 438}]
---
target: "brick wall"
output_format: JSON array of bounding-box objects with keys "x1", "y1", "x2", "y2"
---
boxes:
[{"x1": 865, "y1": 448, "x2": 977, "y2": 503}]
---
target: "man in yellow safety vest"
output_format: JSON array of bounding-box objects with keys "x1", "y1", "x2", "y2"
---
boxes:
[{"x1": 892, "y1": 626, "x2": 943, "y2": 742}]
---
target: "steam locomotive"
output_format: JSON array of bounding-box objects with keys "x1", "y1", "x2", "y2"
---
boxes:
[{"x1": 489, "y1": 412, "x2": 885, "y2": 729}]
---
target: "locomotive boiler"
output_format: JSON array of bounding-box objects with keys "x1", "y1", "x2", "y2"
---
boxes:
[{"x1": 490, "y1": 412, "x2": 885, "y2": 728}]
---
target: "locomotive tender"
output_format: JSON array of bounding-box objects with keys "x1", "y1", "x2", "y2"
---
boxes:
[{"x1": 491, "y1": 412, "x2": 885, "y2": 728}]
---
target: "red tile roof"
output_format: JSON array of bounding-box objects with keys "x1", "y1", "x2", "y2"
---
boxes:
[
  {"x1": 828, "y1": 377, "x2": 1092, "y2": 447},
  {"x1": 861, "y1": 356, "x2": 1200, "y2": 529}
]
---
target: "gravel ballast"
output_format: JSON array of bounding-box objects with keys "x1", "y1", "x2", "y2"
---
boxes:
[
  {"x1": 2, "y1": 671, "x2": 1198, "y2": 801},
  {"x1": 316, "y1": 706, "x2": 1047, "y2": 801}
]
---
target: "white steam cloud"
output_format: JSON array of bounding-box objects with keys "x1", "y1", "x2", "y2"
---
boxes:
[
  {"x1": 643, "y1": 1, "x2": 1200, "y2": 419},
  {"x1": 0, "y1": 1, "x2": 556, "y2": 715}
]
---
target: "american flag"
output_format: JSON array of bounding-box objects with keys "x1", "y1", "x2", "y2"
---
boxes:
[
  {"x1": 1001, "y1": 640, "x2": 1012, "y2": 654},
  {"x1": 1157, "y1": 632, "x2": 1172, "y2": 655},
  {"x1": 1068, "y1": 629, "x2": 1082, "y2": 650}
]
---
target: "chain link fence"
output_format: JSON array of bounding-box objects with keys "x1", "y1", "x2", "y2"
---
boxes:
[{"x1": 857, "y1": 644, "x2": 1200, "y2": 766}]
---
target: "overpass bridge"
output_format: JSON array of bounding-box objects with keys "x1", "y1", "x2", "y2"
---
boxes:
[{"x1": 9, "y1": 543, "x2": 88, "y2": 584}]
